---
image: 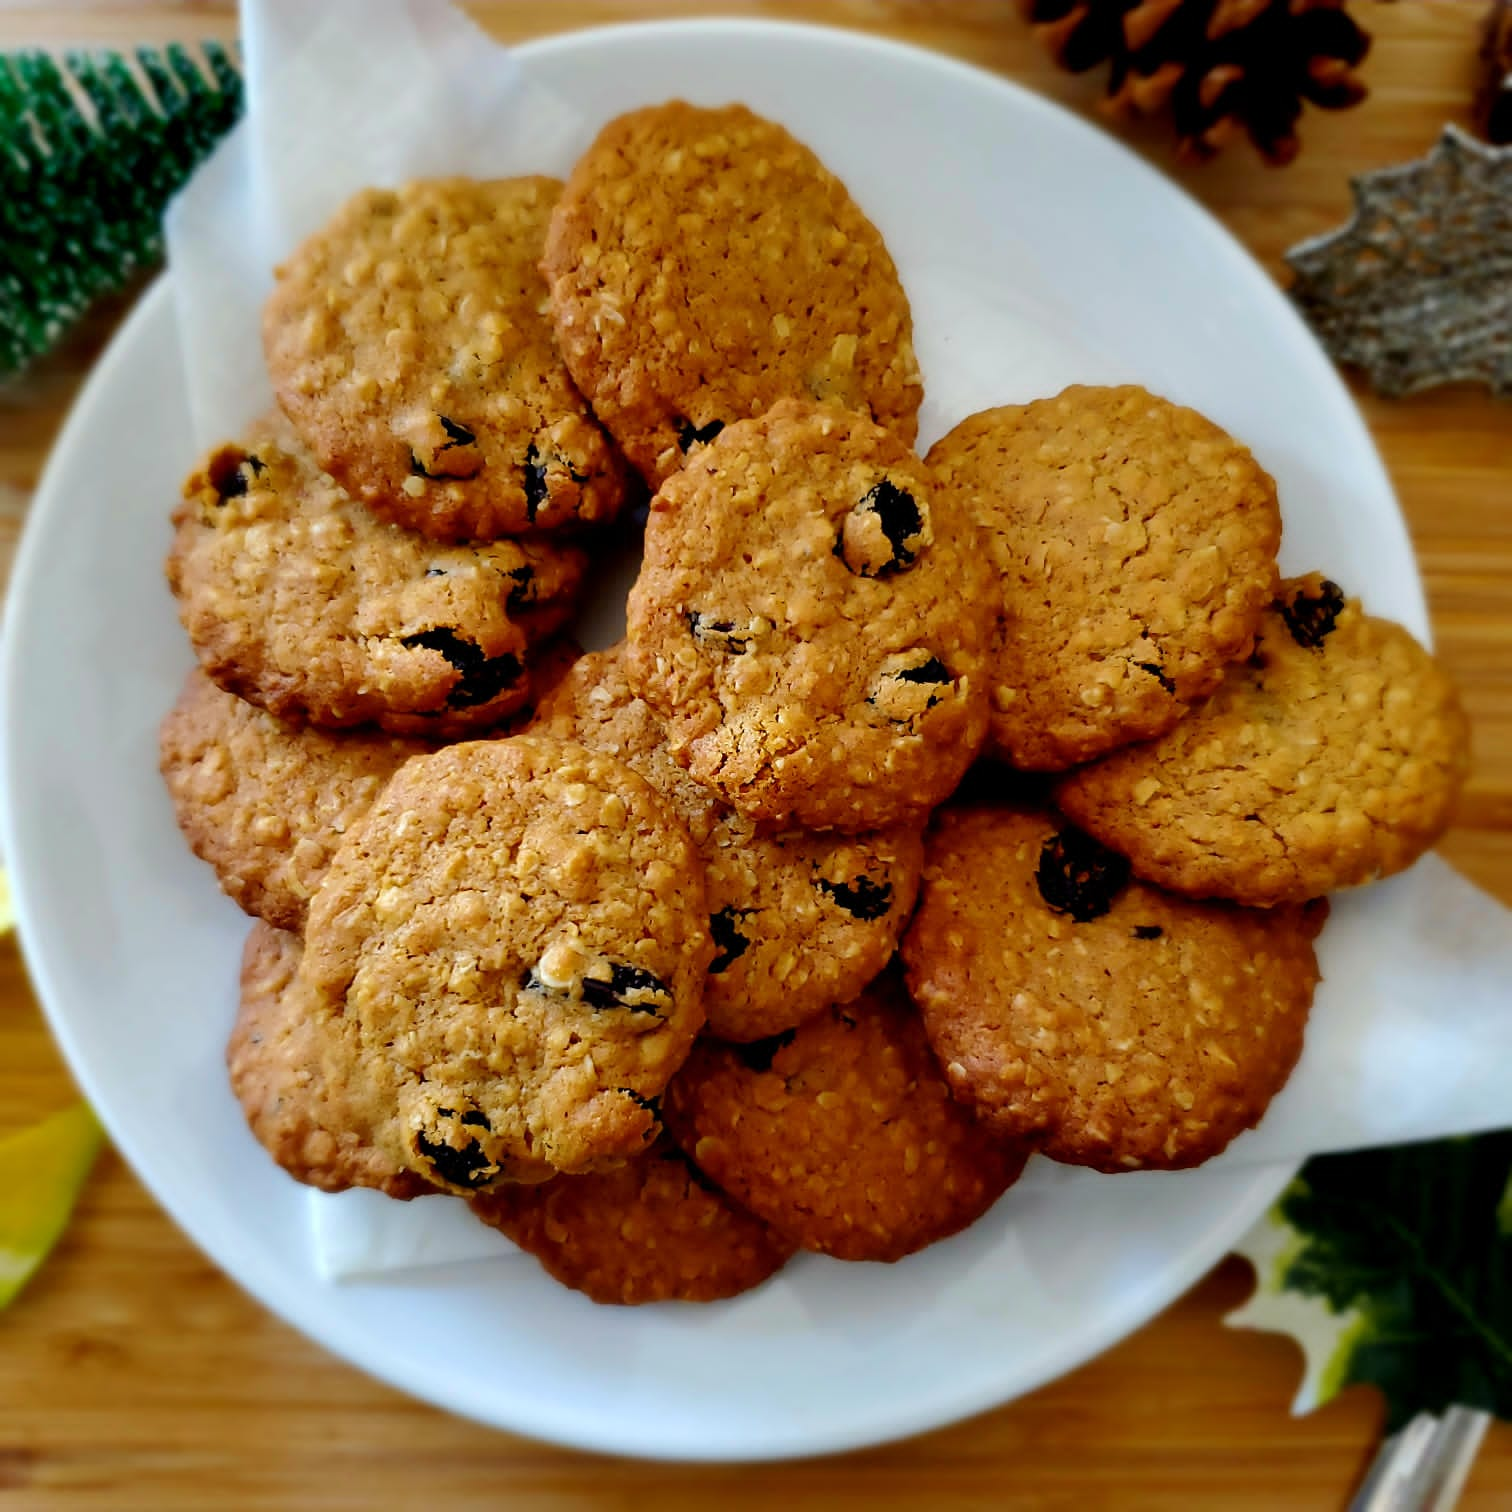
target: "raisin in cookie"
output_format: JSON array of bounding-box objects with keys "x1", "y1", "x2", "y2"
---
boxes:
[
  {"x1": 160, "y1": 669, "x2": 431, "y2": 931},
  {"x1": 902, "y1": 806, "x2": 1325, "y2": 1172},
  {"x1": 543, "y1": 102, "x2": 921, "y2": 487},
  {"x1": 265, "y1": 177, "x2": 626, "y2": 539},
  {"x1": 470, "y1": 1139, "x2": 794, "y2": 1304},
  {"x1": 664, "y1": 976, "x2": 1025, "y2": 1262},
  {"x1": 534, "y1": 644, "x2": 923, "y2": 1041},
  {"x1": 926, "y1": 386, "x2": 1282, "y2": 771},
  {"x1": 299, "y1": 735, "x2": 711, "y2": 1194},
  {"x1": 626, "y1": 400, "x2": 994, "y2": 833},
  {"x1": 167, "y1": 415, "x2": 586, "y2": 734},
  {"x1": 229, "y1": 922, "x2": 431, "y2": 1199},
  {"x1": 1054, "y1": 575, "x2": 1470, "y2": 905}
]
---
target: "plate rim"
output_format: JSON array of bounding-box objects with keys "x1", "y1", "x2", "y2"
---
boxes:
[{"x1": 0, "y1": 13, "x2": 1375, "y2": 1460}]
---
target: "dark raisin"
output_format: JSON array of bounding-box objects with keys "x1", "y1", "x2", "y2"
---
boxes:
[
  {"x1": 436, "y1": 415, "x2": 476, "y2": 449},
  {"x1": 245, "y1": 454, "x2": 265, "y2": 476},
  {"x1": 1136, "y1": 661, "x2": 1176, "y2": 694},
  {"x1": 581, "y1": 962, "x2": 670, "y2": 1015},
  {"x1": 435, "y1": 1107, "x2": 456, "y2": 1118},
  {"x1": 400, "y1": 628, "x2": 524, "y2": 708},
  {"x1": 734, "y1": 1029, "x2": 796, "y2": 1073},
  {"x1": 459, "y1": 1110, "x2": 490, "y2": 1129},
  {"x1": 1132, "y1": 924, "x2": 1164, "y2": 940},
  {"x1": 413, "y1": 1130, "x2": 497, "y2": 1189},
  {"x1": 675, "y1": 416, "x2": 725, "y2": 451},
  {"x1": 504, "y1": 564, "x2": 534, "y2": 611},
  {"x1": 1279, "y1": 579, "x2": 1346, "y2": 649},
  {"x1": 866, "y1": 652, "x2": 953, "y2": 723},
  {"x1": 1035, "y1": 828, "x2": 1131, "y2": 923},
  {"x1": 837, "y1": 478, "x2": 925, "y2": 577},
  {"x1": 522, "y1": 443, "x2": 549, "y2": 521},
  {"x1": 708, "y1": 907, "x2": 752, "y2": 974},
  {"x1": 687, "y1": 610, "x2": 750, "y2": 654},
  {"x1": 893, "y1": 656, "x2": 950, "y2": 686},
  {"x1": 816, "y1": 874, "x2": 893, "y2": 921},
  {"x1": 210, "y1": 451, "x2": 253, "y2": 501}
]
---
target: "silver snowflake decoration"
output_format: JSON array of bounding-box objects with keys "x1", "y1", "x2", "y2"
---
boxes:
[{"x1": 1286, "y1": 126, "x2": 1512, "y2": 398}]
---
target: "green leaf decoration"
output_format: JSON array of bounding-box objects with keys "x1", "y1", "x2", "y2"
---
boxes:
[
  {"x1": 0, "y1": 1104, "x2": 105, "y2": 1311},
  {"x1": 0, "y1": 43, "x2": 243, "y2": 378},
  {"x1": 1229, "y1": 1134, "x2": 1512, "y2": 1432}
]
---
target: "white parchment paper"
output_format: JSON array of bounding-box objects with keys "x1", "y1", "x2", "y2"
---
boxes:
[{"x1": 165, "y1": 0, "x2": 1512, "y2": 1281}]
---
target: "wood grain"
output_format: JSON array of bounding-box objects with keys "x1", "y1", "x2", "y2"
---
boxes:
[{"x1": 1, "y1": 2, "x2": 1508, "y2": 1507}]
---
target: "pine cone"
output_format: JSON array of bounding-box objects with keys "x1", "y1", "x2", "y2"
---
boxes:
[{"x1": 1018, "y1": 0, "x2": 1374, "y2": 165}]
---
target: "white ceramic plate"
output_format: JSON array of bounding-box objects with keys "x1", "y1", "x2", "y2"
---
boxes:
[{"x1": 1, "y1": 20, "x2": 1425, "y2": 1462}]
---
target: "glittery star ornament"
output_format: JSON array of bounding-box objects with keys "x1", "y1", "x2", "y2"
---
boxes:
[{"x1": 1285, "y1": 126, "x2": 1512, "y2": 398}]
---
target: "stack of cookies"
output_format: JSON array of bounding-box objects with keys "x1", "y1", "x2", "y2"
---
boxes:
[{"x1": 160, "y1": 101, "x2": 1470, "y2": 1306}]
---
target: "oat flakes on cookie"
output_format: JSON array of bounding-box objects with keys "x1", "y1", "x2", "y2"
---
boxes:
[
  {"x1": 298, "y1": 735, "x2": 711, "y2": 1194},
  {"x1": 1054, "y1": 575, "x2": 1470, "y2": 905},
  {"x1": 927, "y1": 385, "x2": 1282, "y2": 771},
  {"x1": 229, "y1": 922, "x2": 432, "y2": 1199},
  {"x1": 470, "y1": 1138, "x2": 795, "y2": 1304},
  {"x1": 160, "y1": 668, "x2": 431, "y2": 931},
  {"x1": 167, "y1": 415, "x2": 586, "y2": 735},
  {"x1": 534, "y1": 644, "x2": 924, "y2": 1042},
  {"x1": 664, "y1": 975, "x2": 1026, "y2": 1262},
  {"x1": 626, "y1": 399, "x2": 995, "y2": 833},
  {"x1": 265, "y1": 177, "x2": 627, "y2": 539},
  {"x1": 542, "y1": 102, "x2": 922, "y2": 487},
  {"x1": 901, "y1": 806, "x2": 1325, "y2": 1172}
]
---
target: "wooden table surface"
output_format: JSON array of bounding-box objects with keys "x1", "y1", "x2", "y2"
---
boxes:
[{"x1": 1, "y1": 2, "x2": 1509, "y2": 1507}]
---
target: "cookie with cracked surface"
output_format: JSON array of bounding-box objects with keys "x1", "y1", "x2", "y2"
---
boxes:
[
  {"x1": 469, "y1": 1138, "x2": 795, "y2": 1304},
  {"x1": 228, "y1": 922, "x2": 432, "y2": 1199},
  {"x1": 926, "y1": 386, "x2": 1282, "y2": 771},
  {"x1": 901, "y1": 806, "x2": 1325, "y2": 1172},
  {"x1": 625, "y1": 400, "x2": 995, "y2": 833},
  {"x1": 663, "y1": 976, "x2": 1025, "y2": 1262},
  {"x1": 264, "y1": 177, "x2": 627, "y2": 539},
  {"x1": 167, "y1": 415, "x2": 587, "y2": 735},
  {"x1": 1054, "y1": 575, "x2": 1470, "y2": 905},
  {"x1": 534, "y1": 643, "x2": 924, "y2": 1041},
  {"x1": 299, "y1": 735, "x2": 712, "y2": 1194},
  {"x1": 160, "y1": 668, "x2": 431, "y2": 931},
  {"x1": 543, "y1": 101, "x2": 922, "y2": 488}
]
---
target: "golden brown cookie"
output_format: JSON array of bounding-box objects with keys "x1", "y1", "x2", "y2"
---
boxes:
[
  {"x1": 901, "y1": 806, "x2": 1325, "y2": 1172},
  {"x1": 167, "y1": 415, "x2": 587, "y2": 735},
  {"x1": 265, "y1": 177, "x2": 627, "y2": 539},
  {"x1": 469, "y1": 1139, "x2": 795, "y2": 1304},
  {"x1": 543, "y1": 102, "x2": 922, "y2": 487},
  {"x1": 228, "y1": 922, "x2": 431, "y2": 1199},
  {"x1": 926, "y1": 386, "x2": 1282, "y2": 771},
  {"x1": 663, "y1": 976, "x2": 1025, "y2": 1262},
  {"x1": 160, "y1": 669, "x2": 430, "y2": 931},
  {"x1": 1054, "y1": 575, "x2": 1470, "y2": 905},
  {"x1": 299, "y1": 735, "x2": 712, "y2": 1194},
  {"x1": 626, "y1": 399, "x2": 995, "y2": 833},
  {"x1": 534, "y1": 644, "x2": 923, "y2": 1042}
]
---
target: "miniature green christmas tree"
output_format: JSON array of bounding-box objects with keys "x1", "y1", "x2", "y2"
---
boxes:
[{"x1": 0, "y1": 44, "x2": 243, "y2": 379}]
